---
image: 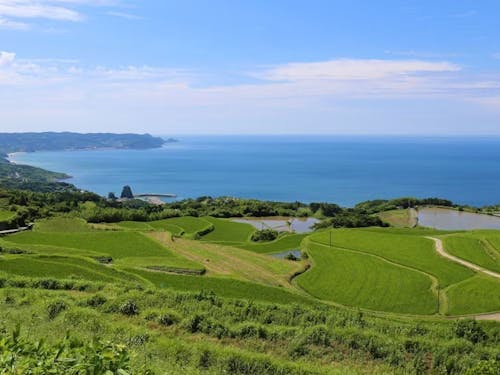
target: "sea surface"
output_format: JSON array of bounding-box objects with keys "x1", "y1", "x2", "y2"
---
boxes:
[{"x1": 9, "y1": 135, "x2": 500, "y2": 207}]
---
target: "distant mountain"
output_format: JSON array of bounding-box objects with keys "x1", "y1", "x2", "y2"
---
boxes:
[
  {"x1": 0, "y1": 132, "x2": 172, "y2": 192},
  {"x1": 0, "y1": 132, "x2": 167, "y2": 155}
]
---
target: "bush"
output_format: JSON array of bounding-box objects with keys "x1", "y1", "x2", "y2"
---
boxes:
[
  {"x1": 86, "y1": 294, "x2": 107, "y2": 307},
  {"x1": 302, "y1": 325, "x2": 331, "y2": 347},
  {"x1": 159, "y1": 310, "x2": 180, "y2": 326},
  {"x1": 464, "y1": 360, "x2": 499, "y2": 375},
  {"x1": 453, "y1": 319, "x2": 488, "y2": 343},
  {"x1": 119, "y1": 300, "x2": 139, "y2": 316},
  {"x1": 47, "y1": 300, "x2": 67, "y2": 320},
  {"x1": 285, "y1": 253, "x2": 299, "y2": 261},
  {"x1": 0, "y1": 325, "x2": 136, "y2": 374},
  {"x1": 251, "y1": 229, "x2": 279, "y2": 242}
]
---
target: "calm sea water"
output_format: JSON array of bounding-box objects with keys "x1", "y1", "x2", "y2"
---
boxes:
[{"x1": 9, "y1": 136, "x2": 500, "y2": 207}]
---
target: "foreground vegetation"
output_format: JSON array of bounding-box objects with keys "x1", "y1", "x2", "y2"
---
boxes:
[
  {"x1": 1, "y1": 187, "x2": 500, "y2": 374},
  {"x1": 1, "y1": 282, "x2": 499, "y2": 375}
]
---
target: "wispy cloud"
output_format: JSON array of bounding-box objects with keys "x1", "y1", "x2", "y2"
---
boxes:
[
  {"x1": 0, "y1": 50, "x2": 190, "y2": 86},
  {"x1": 0, "y1": 0, "x2": 83, "y2": 22},
  {"x1": 1, "y1": 52, "x2": 500, "y2": 133},
  {"x1": 0, "y1": 51, "x2": 16, "y2": 65},
  {"x1": 0, "y1": 0, "x2": 127, "y2": 29},
  {"x1": 0, "y1": 15, "x2": 28, "y2": 29},
  {"x1": 106, "y1": 10, "x2": 142, "y2": 20},
  {"x1": 257, "y1": 59, "x2": 460, "y2": 82}
]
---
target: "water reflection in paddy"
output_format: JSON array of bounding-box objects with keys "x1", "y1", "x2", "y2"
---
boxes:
[
  {"x1": 270, "y1": 250, "x2": 302, "y2": 259},
  {"x1": 417, "y1": 207, "x2": 500, "y2": 230}
]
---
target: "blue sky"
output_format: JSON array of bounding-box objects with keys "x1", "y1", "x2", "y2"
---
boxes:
[{"x1": 1, "y1": 0, "x2": 500, "y2": 134}]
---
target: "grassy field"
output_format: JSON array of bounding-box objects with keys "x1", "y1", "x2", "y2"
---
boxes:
[
  {"x1": 147, "y1": 220, "x2": 184, "y2": 235},
  {"x1": 34, "y1": 217, "x2": 95, "y2": 232},
  {"x1": 199, "y1": 217, "x2": 256, "y2": 243},
  {"x1": 0, "y1": 255, "x2": 140, "y2": 283},
  {"x1": 1, "y1": 205, "x2": 499, "y2": 374},
  {"x1": 443, "y1": 233, "x2": 500, "y2": 273},
  {"x1": 130, "y1": 268, "x2": 315, "y2": 305},
  {"x1": 148, "y1": 232, "x2": 303, "y2": 288},
  {"x1": 2, "y1": 230, "x2": 201, "y2": 270},
  {"x1": 446, "y1": 274, "x2": 500, "y2": 315},
  {"x1": 7, "y1": 286, "x2": 492, "y2": 375},
  {"x1": 1, "y1": 215, "x2": 499, "y2": 318},
  {"x1": 311, "y1": 229, "x2": 474, "y2": 287},
  {"x1": 149, "y1": 216, "x2": 212, "y2": 236},
  {"x1": 377, "y1": 209, "x2": 415, "y2": 227},
  {"x1": 0, "y1": 209, "x2": 16, "y2": 222},
  {"x1": 296, "y1": 241, "x2": 437, "y2": 314},
  {"x1": 237, "y1": 233, "x2": 308, "y2": 254},
  {"x1": 114, "y1": 221, "x2": 155, "y2": 231}
]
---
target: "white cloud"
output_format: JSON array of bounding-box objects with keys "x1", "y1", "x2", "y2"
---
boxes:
[
  {"x1": 0, "y1": 0, "x2": 125, "y2": 28},
  {"x1": 258, "y1": 59, "x2": 460, "y2": 81},
  {"x1": 1, "y1": 53, "x2": 500, "y2": 134},
  {"x1": 106, "y1": 11, "x2": 142, "y2": 20},
  {"x1": 0, "y1": 1, "x2": 83, "y2": 21},
  {"x1": 0, "y1": 15, "x2": 28, "y2": 28},
  {"x1": 0, "y1": 51, "x2": 16, "y2": 66}
]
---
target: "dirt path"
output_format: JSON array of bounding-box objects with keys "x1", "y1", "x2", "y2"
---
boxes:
[
  {"x1": 426, "y1": 237, "x2": 500, "y2": 279},
  {"x1": 146, "y1": 232, "x2": 303, "y2": 289},
  {"x1": 474, "y1": 312, "x2": 500, "y2": 321}
]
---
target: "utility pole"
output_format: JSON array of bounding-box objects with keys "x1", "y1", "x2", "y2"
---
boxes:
[{"x1": 437, "y1": 285, "x2": 440, "y2": 314}]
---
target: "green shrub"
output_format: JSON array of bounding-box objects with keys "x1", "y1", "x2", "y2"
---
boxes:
[
  {"x1": 251, "y1": 229, "x2": 279, "y2": 242},
  {"x1": 0, "y1": 325, "x2": 137, "y2": 374},
  {"x1": 119, "y1": 300, "x2": 139, "y2": 316},
  {"x1": 159, "y1": 310, "x2": 180, "y2": 326},
  {"x1": 86, "y1": 294, "x2": 107, "y2": 307},
  {"x1": 236, "y1": 323, "x2": 268, "y2": 339},
  {"x1": 302, "y1": 325, "x2": 331, "y2": 347},
  {"x1": 453, "y1": 319, "x2": 488, "y2": 343},
  {"x1": 464, "y1": 360, "x2": 499, "y2": 375},
  {"x1": 47, "y1": 300, "x2": 67, "y2": 320}
]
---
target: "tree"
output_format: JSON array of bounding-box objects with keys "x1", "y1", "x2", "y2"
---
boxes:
[
  {"x1": 120, "y1": 185, "x2": 134, "y2": 199},
  {"x1": 108, "y1": 192, "x2": 117, "y2": 200}
]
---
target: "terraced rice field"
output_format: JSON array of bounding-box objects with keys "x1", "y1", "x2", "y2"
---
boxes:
[
  {"x1": 129, "y1": 268, "x2": 314, "y2": 305},
  {"x1": 237, "y1": 233, "x2": 307, "y2": 254},
  {"x1": 199, "y1": 217, "x2": 256, "y2": 243},
  {"x1": 446, "y1": 275, "x2": 500, "y2": 315},
  {"x1": 377, "y1": 209, "x2": 415, "y2": 227},
  {"x1": 149, "y1": 216, "x2": 212, "y2": 237},
  {"x1": 114, "y1": 221, "x2": 156, "y2": 231},
  {"x1": 311, "y1": 229, "x2": 473, "y2": 287},
  {"x1": 34, "y1": 217, "x2": 95, "y2": 232},
  {"x1": 0, "y1": 255, "x2": 140, "y2": 283},
  {"x1": 443, "y1": 233, "x2": 500, "y2": 273},
  {"x1": 296, "y1": 240, "x2": 437, "y2": 314},
  {"x1": 2, "y1": 230, "x2": 201, "y2": 270},
  {"x1": 302, "y1": 229, "x2": 500, "y2": 315},
  {"x1": 148, "y1": 232, "x2": 303, "y2": 288},
  {"x1": 1, "y1": 216, "x2": 499, "y2": 317}
]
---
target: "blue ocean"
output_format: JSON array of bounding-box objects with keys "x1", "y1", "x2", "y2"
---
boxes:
[{"x1": 9, "y1": 136, "x2": 500, "y2": 207}]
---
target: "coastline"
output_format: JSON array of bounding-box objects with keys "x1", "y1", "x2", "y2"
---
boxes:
[{"x1": 6, "y1": 152, "x2": 25, "y2": 165}]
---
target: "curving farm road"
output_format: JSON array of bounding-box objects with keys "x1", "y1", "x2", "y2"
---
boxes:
[
  {"x1": 426, "y1": 237, "x2": 500, "y2": 279},
  {"x1": 427, "y1": 236, "x2": 500, "y2": 321}
]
